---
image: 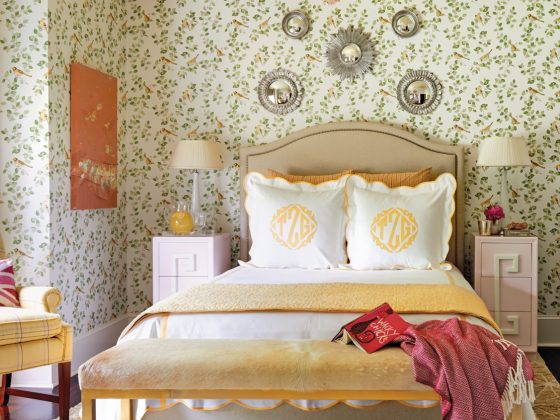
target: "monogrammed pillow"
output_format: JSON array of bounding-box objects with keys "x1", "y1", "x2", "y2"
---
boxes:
[
  {"x1": 346, "y1": 173, "x2": 456, "y2": 270},
  {"x1": 244, "y1": 172, "x2": 347, "y2": 268}
]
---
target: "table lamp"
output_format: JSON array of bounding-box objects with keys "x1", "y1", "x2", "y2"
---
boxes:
[
  {"x1": 170, "y1": 140, "x2": 223, "y2": 223},
  {"x1": 476, "y1": 136, "x2": 531, "y2": 224}
]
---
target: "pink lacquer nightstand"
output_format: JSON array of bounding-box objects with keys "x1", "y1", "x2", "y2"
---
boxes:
[
  {"x1": 152, "y1": 233, "x2": 231, "y2": 303},
  {"x1": 471, "y1": 234, "x2": 538, "y2": 352}
]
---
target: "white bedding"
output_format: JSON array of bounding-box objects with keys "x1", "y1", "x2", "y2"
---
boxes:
[{"x1": 109, "y1": 265, "x2": 508, "y2": 419}]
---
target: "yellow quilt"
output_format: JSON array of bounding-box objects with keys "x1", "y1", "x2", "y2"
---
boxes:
[{"x1": 122, "y1": 283, "x2": 499, "y2": 338}]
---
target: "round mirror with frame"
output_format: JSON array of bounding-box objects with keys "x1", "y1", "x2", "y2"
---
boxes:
[
  {"x1": 258, "y1": 69, "x2": 303, "y2": 115},
  {"x1": 392, "y1": 10, "x2": 420, "y2": 38},
  {"x1": 325, "y1": 26, "x2": 377, "y2": 81},
  {"x1": 282, "y1": 10, "x2": 310, "y2": 39},
  {"x1": 397, "y1": 69, "x2": 442, "y2": 115}
]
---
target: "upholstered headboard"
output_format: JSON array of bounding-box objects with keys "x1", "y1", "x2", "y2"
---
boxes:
[{"x1": 239, "y1": 121, "x2": 465, "y2": 271}]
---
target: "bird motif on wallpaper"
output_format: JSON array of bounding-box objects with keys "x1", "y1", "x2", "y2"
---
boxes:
[
  {"x1": 145, "y1": 225, "x2": 154, "y2": 237},
  {"x1": 160, "y1": 128, "x2": 177, "y2": 137},
  {"x1": 378, "y1": 16, "x2": 390, "y2": 25},
  {"x1": 87, "y1": 40, "x2": 94, "y2": 49},
  {"x1": 453, "y1": 124, "x2": 470, "y2": 133},
  {"x1": 327, "y1": 16, "x2": 336, "y2": 27},
  {"x1": 475, "y1": 86, "x2": 486, "y2": 97},
  {"x1": 12, "y1": 158, "x2": 32, "y2": 169},
  {"x1": 72, "y1": 34, "x2": 82, "y2": 45},
  {"x1": 435, "y1": 6, "x2": 445, "y2": 17},
  {"x1": 187, "y1": 127, "x2": 198, "y2": 137},
  {"x1": 121, "y1": 21, "x2": 128, "y2": 31},
  {"x1": 217, "y1": 191, "x2": 225, "y2": 201},
  {"x1": 551, "y1": 195, "x2": 559, "y2": 207},
  {"x1": 101, "y1": 39, "x2": 107, "y2": 50},
  {"x1": 527, "y1": 14, "x2": 544, "y2": 23},
  {"x1": 527, "y1": 87, "x2": 544, "y2": 96},
  {"x1": 551, "y1": 48, "x2": 558, "y2": 60},
  {"x1": 64, "y1": 149, "x2": 71, "y2": 161},
  {"x1": 44, "y1": 67, "x2": 53, "y2": 79},
  {"x1": 12, "y1": 67, "x2": 32, "y2": 77},
  {"x1": 216, "y1": 48, "x2": 224, "y2": 57},
  {"x1": 216, "y1": 118, "x2": 224, "y2": 128},
  {"x1": 232, "y1": 19, "x2": 248, "y2": 29},
  {"x1": 509, "y1": 41, "x2": 519, "y2": 52},
  {"x1": 144, "y1": 154, "x2": 154, "y2": 165},
  {"x1": 254, "y1": 52, "x2": 264, "y2": 65},
  {"x1": 143, "y1": 82, "x2": 153, "y2": 94},
  {"x1": 182, "y1": 89, "x2": 192, "y2": 101},
  {"x1": 552, "y1": 121, "x2": 559, "y2": 133},
  {"x1": 480, "y1": 122, "x2": 493, "y2": 135},
  {"x1": 182, "y1": 18, "x2": 191, "y2": 30},
  {"x1": 327, "y1": 87, "x2": 337, "y2": 98},
  {"x1": 232, "y1": 91, "x2": 248, "y2": 100},
  {"x1": 475, "y1": 13, "x2": 485, "y2": 25},
  {"x1": 379, "y1": 89, "x2": 396, "y2": 98},
  {"x1": 401, "y1": 51, "x2": 411, "y2": 62},
  {"x1": 511, "y1": 188, "x2": 520, "y2": 199},
  {"x1": 108, "y1": 13, "x2": 117, "y2": 24},
  {"x1": 480, "y1": 195, "x2": 494, "y2": 208},
  {"x1": 510, "y1": 114, "x2": 520, "y2": 125},
  {"x1": 187, "y1": 54, "x2": 198, "y2": 65},
  {"x1": 305, "y1": 54, "x2": 321, "y2": 63},
  {"x1": 12, "y1": 248, "x2": 32, "y2": 259},
  {"x1": 38, "y1": 18, "x2": 47, "y2": 31},
  {"x1": 143, "y1": 12, "x2": 152, "y2": 23},
  {"x1": 39, "y1": 110, "x2": 48, "y2": 121},
  {"x1": 160, "y1": 57, "x2": 176, "y2": 65},
  {"x1": 259, "y1": 17, "x2": 270, "y2": 29},
  {"x1": 531, "y1": 160, "x2": 545, "y2": 169},
  {"x1": 453, "y1": 52, "x2": 470, "y2": 61},
  {"x1": 480, "y1": 49, "x2": 492, "y2": 61}
]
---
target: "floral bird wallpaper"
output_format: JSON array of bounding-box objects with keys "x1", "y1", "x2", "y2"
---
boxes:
[{"x1": 1, "y1": 0, "x2": 559, "y2": 337}]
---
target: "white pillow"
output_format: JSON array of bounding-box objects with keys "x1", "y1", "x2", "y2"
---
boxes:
[
  {"x1": 346, "y1": 173, "x2": 456, "y2": 270},
  {"x1": 244, "y1": 172, "x2": 347, "y2": 268}
]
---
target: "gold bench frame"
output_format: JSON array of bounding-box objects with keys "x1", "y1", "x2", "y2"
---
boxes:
[{"x1": 81, "y1": 388, "x2": 523, "y2": 420}]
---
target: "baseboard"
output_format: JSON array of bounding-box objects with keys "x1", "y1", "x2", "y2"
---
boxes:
[
  {"x1": 11, "y1": 314, "x2": 133, "y2": 388},
  {"x1": 538, "y1": 316, "x2": 560, "y2": 347}
]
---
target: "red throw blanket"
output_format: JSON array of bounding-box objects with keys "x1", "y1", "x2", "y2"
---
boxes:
[{"x1": 394, "y1": 318, "x2": 534, "y2": 420}]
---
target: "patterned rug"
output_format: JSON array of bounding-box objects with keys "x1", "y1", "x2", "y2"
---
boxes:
[{"x1": 56, "y1": 353, "x2": 560, "y2": 420}]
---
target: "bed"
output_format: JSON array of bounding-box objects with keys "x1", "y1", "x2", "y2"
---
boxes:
[{"x1": 95, "y1": 121, "x2": 533, "y2": 419}]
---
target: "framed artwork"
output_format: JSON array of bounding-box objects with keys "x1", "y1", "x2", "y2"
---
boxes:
[{"x1": 70, "y1": 63, "x2": 118, "y2": 210}]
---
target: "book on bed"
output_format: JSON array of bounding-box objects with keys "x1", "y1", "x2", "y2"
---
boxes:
[{"x1": 332, "y1": 303, "x2": 411, "y2": 353}]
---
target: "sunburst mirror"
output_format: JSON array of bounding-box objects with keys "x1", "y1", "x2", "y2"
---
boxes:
[
  {"x1": 397, "y1": 69, "x2": 443, "y2": 115},
  {"x1": 258, "y1": 69, "x2": 303, "y2": 115},
  {"x1": 325, "y1": 26, "x2": 377, "y2": 81}
]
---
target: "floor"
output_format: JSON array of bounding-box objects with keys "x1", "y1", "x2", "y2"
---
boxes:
[
  {"x1": 0, "y1": 375, "x2": 80, "y2": 420},
  {"x1": 1, "y1": 349, "x2": 559, "y2": 420}
]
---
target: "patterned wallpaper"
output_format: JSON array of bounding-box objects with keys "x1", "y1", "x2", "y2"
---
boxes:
[
  {"x1": 125, "y1": 0, "x2": 559, "y2": 315},
  {"x1": 48, "y1": 0, "x2": 128, "y2": 334},
  {"x1": 0, "y1": 1, "x2": 50, "y2": 285},
  {"x1": 1, "y1": 0, "x2": 559, "y2": 338}
]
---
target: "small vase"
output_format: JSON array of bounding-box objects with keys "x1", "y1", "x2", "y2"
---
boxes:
[
  {"x1": 168, "y1": 201, "x2": 193, "y2": 235},
  {"x1": 490, "y1": 220, "x2": 502, "y2": 235},
  {"x1": 478, "y1": 220, "x2": 492, "y2": 236}
]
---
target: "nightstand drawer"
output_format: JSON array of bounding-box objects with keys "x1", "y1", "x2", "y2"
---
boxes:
[
  {"x1": 495, "y1": 311, "x2": 531, "y2": 347},
  {"x1": 479, "y1": 277, "x2": 532, "y2": 312},
  {"x1": 157, "y1": 241, "x2": 208, "y2": 277},
  {"x1": 480, "y1": 243, "x2": 532, "y2": 278},
  {"x1": 157, "y1": 276, "x2": 212, "y2": 298}
]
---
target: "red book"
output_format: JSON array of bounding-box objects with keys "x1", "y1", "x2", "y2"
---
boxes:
[{"x1": 332, "y1": 303, "x2": 411, "y2": 353}]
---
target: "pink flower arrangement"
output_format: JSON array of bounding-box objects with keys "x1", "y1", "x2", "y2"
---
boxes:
[{"x1": 484, "y1": 204, "x2": 505, "y2": 222}]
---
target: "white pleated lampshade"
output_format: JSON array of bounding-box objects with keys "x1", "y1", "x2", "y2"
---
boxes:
[
  {"x1": 476, "y1": 137, "x2": 531, "y2": 167},
  {"x1": 170, "y1": 140, "x2": 224, "y2": 170}
]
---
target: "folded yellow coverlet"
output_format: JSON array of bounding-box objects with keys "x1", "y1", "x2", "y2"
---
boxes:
[{"x1": 122, "y1": 283, "x2": 499, "y2": 338}]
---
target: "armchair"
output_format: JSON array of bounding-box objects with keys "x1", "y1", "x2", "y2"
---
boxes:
[{"x1": 0, "y1": 286, "x2": 72, "y2": 420}]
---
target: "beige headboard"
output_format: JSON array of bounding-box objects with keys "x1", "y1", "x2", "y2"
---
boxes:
[{"x1": 240, "y1": 121, "x2": 465, "y2": 271}]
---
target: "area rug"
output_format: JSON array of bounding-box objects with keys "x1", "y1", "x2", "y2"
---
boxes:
[{"x1": 55, "y1": 354, "x2": 560, "y2": 420}]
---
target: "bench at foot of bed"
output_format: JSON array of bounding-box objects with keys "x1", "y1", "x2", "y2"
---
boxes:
[{"x1": 78, "y1": 338, "x2": 523, "y2": 420}]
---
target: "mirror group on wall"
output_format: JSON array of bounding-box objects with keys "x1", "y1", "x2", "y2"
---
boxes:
[{"x1": 259, "y1": 8, "x2": 441, "y2": 115}]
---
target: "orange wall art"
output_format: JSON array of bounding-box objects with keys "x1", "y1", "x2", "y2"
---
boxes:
[{"x1": 70, "y1": 63, "x2": 118, "y2": 209}]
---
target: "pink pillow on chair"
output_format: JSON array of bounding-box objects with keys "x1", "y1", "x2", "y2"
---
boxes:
[{"x1": 0, "y1": 258, "x2": 19, "y2": 307}]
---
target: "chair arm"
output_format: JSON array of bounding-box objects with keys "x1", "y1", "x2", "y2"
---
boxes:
[{"x1": 17, "y1": 286, "x2": 62, "y2": 314}]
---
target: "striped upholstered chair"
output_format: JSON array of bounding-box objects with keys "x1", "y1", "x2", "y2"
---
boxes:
[{"x1": 0, "y1": 286, "x2": 72, "y2": 420}]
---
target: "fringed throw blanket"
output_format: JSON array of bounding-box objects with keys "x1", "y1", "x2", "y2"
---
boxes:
[{"x1": 395, "y1": 318, "x2": 534, "y2": 420}]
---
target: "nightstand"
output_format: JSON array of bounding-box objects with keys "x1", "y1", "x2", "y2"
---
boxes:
[
  {"x1": 152, "y1": 233, "x2": 231, "y2": 303},
  {"x1": 471, "y1": 234, "x2": 538, "y2": 352}
]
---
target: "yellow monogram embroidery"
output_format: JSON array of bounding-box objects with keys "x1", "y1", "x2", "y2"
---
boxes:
[
  {"x1": 270, "y1": 204, "x2": 317, "y2": 250},
  {"x1": 370, "y1": 208, "x2": 418, "y2": 253}
]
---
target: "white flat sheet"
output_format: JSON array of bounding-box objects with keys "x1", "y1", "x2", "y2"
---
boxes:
[{"x1": 109, "y1": 265, "x2": 513, "y2": 419}]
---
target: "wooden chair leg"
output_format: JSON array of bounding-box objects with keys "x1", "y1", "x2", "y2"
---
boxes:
[
  {"x1": 58, "y1": 362, "x2": 71, "y2": 420},
  {"x1": 1, "y1": 373, "x2": 11, "y2": 406}
]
